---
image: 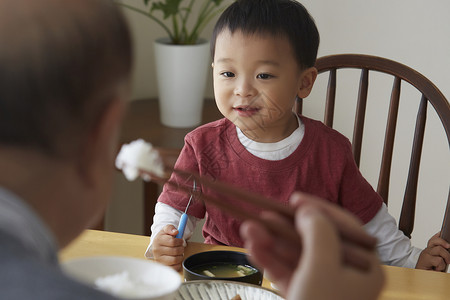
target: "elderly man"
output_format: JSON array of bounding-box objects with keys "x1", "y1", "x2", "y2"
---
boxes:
[{"x1": 0, "y1": 0, "x2": 131, "y2": 298}]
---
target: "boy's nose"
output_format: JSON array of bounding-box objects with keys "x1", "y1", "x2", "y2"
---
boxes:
[{"x1": 234, "y1": 78, "x2": 257, "y2": 98}]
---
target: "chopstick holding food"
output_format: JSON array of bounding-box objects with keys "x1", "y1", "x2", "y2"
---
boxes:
[{"x1": 116, "y1": 139, "x2": 376, "y2": 272}]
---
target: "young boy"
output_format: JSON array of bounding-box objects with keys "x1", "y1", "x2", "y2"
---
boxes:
[{"x1": 146, "y1": 0, "x2": 450, "y2": 272}]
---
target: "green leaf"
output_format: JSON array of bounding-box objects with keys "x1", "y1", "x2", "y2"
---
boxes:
[
  {"x1": 211, "y1": 0, "x2": 224, "y2": 6},
  {"x1": 121, "y1": 0, "x2": 232, "y2": 44},
  {"x1": 151, "y1": 0, "x2": 183, "y2": 19}
]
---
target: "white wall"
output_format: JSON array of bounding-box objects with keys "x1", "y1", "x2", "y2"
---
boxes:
[{"x1": 110, "y1": 1, "x2": 450, "y2": 249}]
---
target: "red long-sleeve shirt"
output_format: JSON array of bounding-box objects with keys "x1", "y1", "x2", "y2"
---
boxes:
[{"x1": 158, "y1": 115, "x2": 382, "y2": 247}]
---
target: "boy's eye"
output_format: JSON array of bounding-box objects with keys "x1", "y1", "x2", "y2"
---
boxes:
[
  {"x1": 257, "y1": 73, "x2": 273, "y2": 79},
  {"x1": 221, "y1": 71, "x2": 235, "y2": 78}
]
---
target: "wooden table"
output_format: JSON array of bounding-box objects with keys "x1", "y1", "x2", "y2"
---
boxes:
[
  {"x1": 60, "y1": 230, "x2": 450, "y2": 300},
  {"x1": 119, "y1": 98, "x2": 223, "y2": 235}
]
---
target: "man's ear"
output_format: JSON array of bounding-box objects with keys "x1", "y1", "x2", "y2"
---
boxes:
[
  {"x1": 77, "y1": 98, "x2": 126, "y2": 186},
  {"x1": 297, "y1": 67, "x2": 318, "y2": 99}
]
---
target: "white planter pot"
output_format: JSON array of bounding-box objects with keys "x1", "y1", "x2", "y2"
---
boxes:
[{"x1": 154, "y1": 38, "x2": 210, "y2": 128}]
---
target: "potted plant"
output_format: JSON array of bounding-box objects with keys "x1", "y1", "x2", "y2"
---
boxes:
[{"x1": 117, "y1": 0, "x2": 231, "y2": 127}]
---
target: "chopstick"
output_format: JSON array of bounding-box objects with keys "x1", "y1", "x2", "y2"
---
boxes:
[{"x1": 142, "y1": 167, "x2": 376, "y2": 272}]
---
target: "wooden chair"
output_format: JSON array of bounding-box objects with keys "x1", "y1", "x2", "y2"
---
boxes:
[{"x1": 295, "y1": 54, "x2": 450, "y2": 239}]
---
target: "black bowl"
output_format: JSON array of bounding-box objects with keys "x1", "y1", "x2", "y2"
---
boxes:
[{"x1": 183, "y1": 251, "x2": 263, "y2": 286}]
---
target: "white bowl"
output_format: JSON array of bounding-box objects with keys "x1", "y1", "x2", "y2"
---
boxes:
[{"x1": 62, "y1": 256, "x2": 181, "y2": 300}]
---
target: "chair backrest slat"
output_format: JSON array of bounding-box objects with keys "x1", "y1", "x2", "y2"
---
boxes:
[
  {"x1": 377, "y1": 77, "x2": 402, "y2": 204},
  {"x1": 352, "y1": 68, "x2": 369, "y2": 167},
  {"x1": 324, "y1": 69, "x2": 337, "y2": 127},
  {"x1": 314, "y1": 54, "x2": 450, "y2": 240},
  {"x1": 399, "y1": 95, "x2": 428, "y2": 238}
]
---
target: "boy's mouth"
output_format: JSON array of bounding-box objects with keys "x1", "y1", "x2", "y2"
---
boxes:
[{"x1": 233, "y1": 105, "x2": 260, "y2": 116}]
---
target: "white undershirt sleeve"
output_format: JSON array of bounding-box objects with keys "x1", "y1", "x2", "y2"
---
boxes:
[
  {"x1": 144, "y1": 202, "x2": 200, "y2": 259},
  {"x1": 364, "y1": 203, "x2": 422, "y2": 268}
]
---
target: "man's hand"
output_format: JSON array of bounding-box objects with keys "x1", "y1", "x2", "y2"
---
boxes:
[{"x1": 240, "y1": 192, "x2": 385, "y2": 300}]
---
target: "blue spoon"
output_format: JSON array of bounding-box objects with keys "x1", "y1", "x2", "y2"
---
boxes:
[{"x1": 175, "y1": 181, "x2": 195, "y2": 239}]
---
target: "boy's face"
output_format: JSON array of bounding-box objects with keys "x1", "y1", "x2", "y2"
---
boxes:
[{"x1": 213, "y1": 29, "x2": 309, "y2": 142}]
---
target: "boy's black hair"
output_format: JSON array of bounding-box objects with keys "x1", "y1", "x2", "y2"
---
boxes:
[{"x1": 211, "y1": 0, "x2": 320, "y2": 69}]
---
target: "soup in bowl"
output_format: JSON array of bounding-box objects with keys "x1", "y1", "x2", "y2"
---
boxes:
[{"x1": 183, "y1": 251, "x2": 263, "y2": 286}]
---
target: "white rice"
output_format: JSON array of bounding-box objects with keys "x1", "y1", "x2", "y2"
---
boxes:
[
  {"x1": 115, "y1": 139, "x2": 165, "y2": 181},
  {"x1": 95, "y1": 271, "x2": 165, "y2": 298}
]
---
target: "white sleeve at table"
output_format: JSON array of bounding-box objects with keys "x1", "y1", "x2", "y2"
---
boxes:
[
  {"x1": 364, "y1": 203, "x2": 422, "y2": 268},
  {"x1": 145, "y1": 202, "x2": 200, "y2": 259}
]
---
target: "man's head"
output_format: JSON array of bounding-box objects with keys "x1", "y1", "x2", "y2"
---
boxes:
[
  {"x1": 0, "y1": 0, "x2": 132, "y2": 158},
  {"x1": 0, "y1": 0, "x2": 132, "y2": 246}
]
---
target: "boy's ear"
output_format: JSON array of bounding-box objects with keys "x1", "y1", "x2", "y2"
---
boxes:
[{"x1": 297, "y1": 67, "x2": 318, "y2": 99}]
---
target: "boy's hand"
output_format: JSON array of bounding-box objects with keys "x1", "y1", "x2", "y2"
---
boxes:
[
  {"x1": 151, "y1": 225, "x2": 186, "y2": 271},
  {"x1": 416, "y1": 232, "x2": 450, "y2": 271}
]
